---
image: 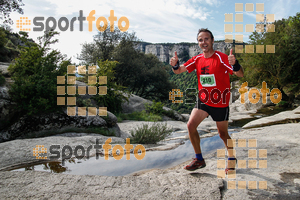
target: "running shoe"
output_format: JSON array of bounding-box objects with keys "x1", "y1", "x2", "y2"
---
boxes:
[
  {"x1": 184, "y1": 158, "x2": 206, "y2": 171},
  {"x1": 225, "y1": 158, "x2": 237, "y2": 175}
]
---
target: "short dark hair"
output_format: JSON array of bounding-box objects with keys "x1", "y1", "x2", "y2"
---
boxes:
[{"x1": 197, "y1": 28, "x2": 214, "y2": 41}]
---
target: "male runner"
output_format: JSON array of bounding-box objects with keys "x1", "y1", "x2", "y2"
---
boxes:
[{"x1": 170, "y1": 28, "x2": 243, "y2": 173}]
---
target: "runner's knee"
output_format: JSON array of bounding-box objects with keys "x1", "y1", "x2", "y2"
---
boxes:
[
  {"x1": 187, "y1": 120, "x2": 198, "y2": 131},
  {"x1": 219, "y1": 130, "x2": 229, "y2": 140}
]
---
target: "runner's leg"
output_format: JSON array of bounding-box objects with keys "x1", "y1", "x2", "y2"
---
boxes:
[
  {"x1": 187, "y1": 108, "x2": 209, "y2": 154},
  {"x1": 216, "y1": 121, "x2": 234, "y2": 157}
]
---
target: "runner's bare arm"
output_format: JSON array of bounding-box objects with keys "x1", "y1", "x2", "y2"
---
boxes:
[
  {"x1": 228, "y1": 49, "x2": 244, "y2": 77},
  {"x1": 233, "y1": 67, "x2": 244, "y2": 77},
  {"x1": 170, "y1": 51, "x2": 187, "y2": 74}
]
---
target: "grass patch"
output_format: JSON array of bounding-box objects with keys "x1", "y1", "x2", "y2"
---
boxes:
[
  {"x1": 145, "y1": 101, "x2": 178, "y2": 120},
  {"x1": 130, "y1": 122, "x2": 173, "y2": 144},
  {"x1": 116, "y1": 101, "x2": 179, "y2": 122},
  {"x1": 116, "y1": 110, "x2": 162, "y2": 122}
]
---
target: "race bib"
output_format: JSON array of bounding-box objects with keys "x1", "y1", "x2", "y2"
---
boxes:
[{"x1": 200, "y1": 74, "x2": 216, "y2": 87}]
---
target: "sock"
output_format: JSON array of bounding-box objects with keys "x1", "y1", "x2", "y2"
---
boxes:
[
  {"x1": 196, "y1": 153, "x2": 203, "y2": 161},
  {"x1": 228, "y1": 157, "x2": 236, "y2": 160}
]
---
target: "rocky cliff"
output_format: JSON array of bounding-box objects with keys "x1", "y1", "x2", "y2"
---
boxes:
[{"x1": 136, "y1": 42, "x2": 233, "y2": 63}]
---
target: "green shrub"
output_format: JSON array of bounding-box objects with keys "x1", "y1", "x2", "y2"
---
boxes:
[
  {"x1": 277, "y1": 100, "x2": 288, "y2": 107},
  {"x1": 76, "y1": 75, "x2": 88, "y2": 83},
  {"x1": 163, "y1": 109, "x2": 177, "y2": 119},
  {"x1": 92, "y1": 60, "x2": 128, "y2": 114},
  {"x1": 130, "y1": 122, "x2": 172, "y2": 144},
  {"x1": 8, "y1": 31, "x2": 71, "y2": 115},
  {"x1": 0, "y1": 71, "x2": 5, "y2": 86},
  {"x1": 116, "y1": 110, "x2": 162, "y2": 122},
  {"x1": 145, "y1": 101, "x2": 164, "y2": 115},
  {"x1": 145, "y1": 101, "x2": 179, "y2": 120},
  {"x1": 77, "y1": 98, "x2": 93, "y2": 107}
]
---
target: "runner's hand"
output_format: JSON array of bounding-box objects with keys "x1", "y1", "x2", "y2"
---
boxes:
[
  {"x1": 170, "y1": 51, "x2": 179, "y2": 66},
  {"x1": 228, "y1": 49, "x2": 236, "y2": 65}
]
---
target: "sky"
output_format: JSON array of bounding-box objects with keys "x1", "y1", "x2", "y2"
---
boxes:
[{"x1": 4, "y1": 0, "x2": 300, "y2": 64}]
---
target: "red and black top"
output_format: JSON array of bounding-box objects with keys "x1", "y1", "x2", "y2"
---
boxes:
[{"x1": 184, "y1": 51, "x2": 233, "y2": 107}]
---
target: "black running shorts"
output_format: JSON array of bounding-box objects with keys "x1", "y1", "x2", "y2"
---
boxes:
[{"x1": 194, "y1": 100, "x2": 229, "y2": 121}]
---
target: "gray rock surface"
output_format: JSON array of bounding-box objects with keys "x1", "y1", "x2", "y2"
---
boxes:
[
  {"x1": 0, "y1": 63, "x2": 18, "y2": 130},
  {"x1": 137, "y1": 42, "x2": 233, "y2": 63},
  {"x1": 121, "y1": 93, "x2": 186, "y2": 121},
  {"x1": 0, "y1": 170, "x2": 223, "y2": 199},
  {"x1": 0, "y1": 110, "x2": 124, "y2": 142},
  {"x1": 121, "y1": 93, "x2": 152, "y2": 113},
  {"x1": 0, "y1": 62, "x2": 10, "y2": 76},
  {"x1": 0, "y1": 85, "x2": 17, "y2": 130},
  {"x1": 0, "y1": 123, "x2": 300, "y2": 199},
  {"x1": 230, "y1": 91, "x2": 274, "y2": 113},
  {"x1": 243, "y1": 106, "x2": 300, "y2": 129},
  {"x1": 0, "y1": 135, "x2": 125, "y2": 171}
]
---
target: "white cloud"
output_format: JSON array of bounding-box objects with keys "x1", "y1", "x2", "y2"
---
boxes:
[
  {"x1": 5, "y1": 0, "x2": 222, "y2": 64},
  {"x1": 270, "y1": 0, "x2": 293, "y2": 20},
  {"x1": 244, "y1": 12, "x2": 256, "y2": 20}
]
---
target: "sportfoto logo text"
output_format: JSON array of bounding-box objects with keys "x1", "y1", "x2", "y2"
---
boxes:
[
  {"x1": 33, "y1": 138, "x2": 146, "y2": 166},
  {"x1": 16, "y1": 10, "x2": 129, "y2": 32}
]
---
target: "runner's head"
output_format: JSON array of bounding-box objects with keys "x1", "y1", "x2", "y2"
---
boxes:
[
  {"x1": 197, "y1": 28, "x2": 214, "y2": 53},
  {"x1": 197, "y1": 28, "x2": 214, "y2": 41}
]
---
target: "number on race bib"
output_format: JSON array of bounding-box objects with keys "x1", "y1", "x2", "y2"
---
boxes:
[{"x1": 200, "y1": 74, "x2": 216, "y2": 87}]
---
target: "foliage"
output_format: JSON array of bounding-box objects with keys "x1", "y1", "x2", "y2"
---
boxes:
[
  {"x1": 77, "y1": 99, "x2": 93, "y2": 107},
  {"x1": 8, "y1": 31, "x2": 71, "y2": 115},
  {"x1": 113, "y1": 39, "x2": 176, "y2": 101},
  {"x1": 116, "y1": 111, "x2": 162, "y2": 122},
  {"x1": 166, "y1": 67, "x2": 198, "y2": 113},
  {"x1": 0, "y1": 70, "x2": 5, "y2": 86},
  {"x1": 178, "y1": 48, "x2": 190, "y2": 63},
  {"x1": 91, "y1": 60, "x2": 128, "y2": 113},
  {"x1": 77, "y1": 26, "x2": 139, "y2": 64},
  {"x1": 144, "y1": 100, "x2": 177, "y2": 119},
  {"x1": 76, "y1": 75, "x2": 87, "y2": 83},
  {"x1": 79, "y1": 28, "x2": 176, "y2": 102},
  {"x1": 0, "y1": 0, "x2": 24, "y2": 24},
  {"x1": 277, "y1": 100, "x2": 289, "y2": 108},
  {"x1": 166, "y1": 102, "x2": 195, "y2": 114},
  {"x1": 238, "y1": 13, "x2": 300, "y2": 101},
  {"x1": 130, "y1": 122, "x2": 172, "y2": 144},
  {"x1": 0, "y1": 26, "x2": 23, "y2": 62},
  {"x1": 145, "y1": 101, "x2": 164, "y2": 115},
  {"x1": 169, "y1": 68, "x2": 198, "y2": 90}
]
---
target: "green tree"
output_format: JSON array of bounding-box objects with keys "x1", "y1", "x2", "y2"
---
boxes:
[
  {"x1": 92, "y1": 60, "x2": 128, "y2": 113},
  {"x1": 0, "y1": 27, "x2": 35, "y2": 62},
  {"x1": 239, "y1": 13, "x2": 300, "y2": 101},
  {"x1": 8, "y1": 31, "x2": 71, "y2": 115},
  {"x1": 178, "y1": 48, "x2": 190, "y2": 63},
  {"x1": 112, "y1": 39, "x2": 176, "y2": 101},
  {"x1": 0, "y1": 0, "x2": 24, "y2": 24},
  {"x1": 77, "y1": 26, "x2": 139, "y2": 64},
  {"x1": 79, "y1": 27, "x2": 176, "y2": 101},
  {"x1": 0, "y1": 27, "x2": 7, "y2": 47}
]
